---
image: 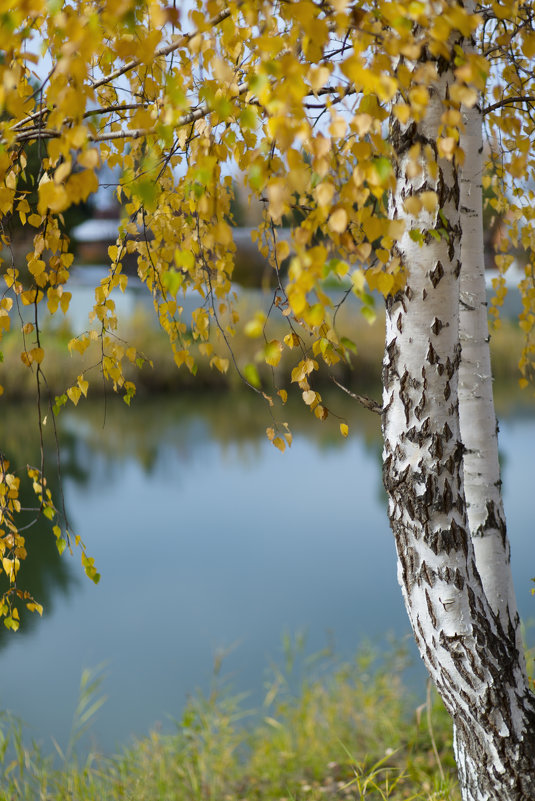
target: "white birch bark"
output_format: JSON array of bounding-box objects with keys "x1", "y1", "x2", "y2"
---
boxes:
[
  {"x1": 382, "y1": 54, "x2": 535, "y2": 800},
  {"x1": 458, "y1": 103, "x2": 525, "y2": 665}
]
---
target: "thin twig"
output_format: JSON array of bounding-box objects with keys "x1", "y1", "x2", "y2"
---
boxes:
[{"x1": 331, "y1": 376, "x2": 382, "y2": 414}]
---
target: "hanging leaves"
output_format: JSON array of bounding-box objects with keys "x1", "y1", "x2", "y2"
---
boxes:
[{"x1": 0, "y1": 0, "x2": 534, "y2": 625}]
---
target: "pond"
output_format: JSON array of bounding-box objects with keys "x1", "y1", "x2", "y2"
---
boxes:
[{"x1": 0, "y1": 390, "x2": 534, "y2": 755}]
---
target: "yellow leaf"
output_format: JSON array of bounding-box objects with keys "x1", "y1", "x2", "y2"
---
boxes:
[
  {"x1": 449, "y1": 84, "x2": 478, "y2": 108},
  {"x1": 403, "y1": 196, "x2": 422, "y2": 215},
  {"x1": 409, "y1": 85, "x2": 429, "y2": 108},
  {"x1": 376, "y1": 272, "x2": 394, "y2": 296},
  {"x1": 60, "y1": 292, "x2": 72, "y2": 314},
  {"x1": 67, "y1": 386, "x2": 82, "y2": 406},
  {"x1": 77, "y1": 375, "x2": 89, "y2": 397},
  {"x1": 288, "y1": 285, "x2": 307, "y2": 315},
  {"x1": 210, "y1": 356, "x2": 229, "y2": 373},
  {"x1": 266, "y1": 426, "x2": 275, "y2": 441},
  {"x1": 47, "y1": 288, "x2": 60, "y2": 314},
  {"x1": 315, "y1": 182, "x2": 335, "y2": 207},
  {"x1": 264, "y1": 340, "x2": 282, "y2": 367},
  {"x1": 340, "y1": 423, "x2": 349, "y2": 437},
  {"x1": 437, "y1": 137, "x2": 457, "y2": 159},
  {"x1": 67, "y1": 125, "x2": 88, "y2": 149},
  {"x1": 78, "y1": 148, "x2": 100, "y2": 169},
  {"x1": 276, "y1": 240, "x2": 290, "y2": 262},
  {"x1": 351, "y1": 269, "x2": 366, "y2": 293},
  {"x1": 278, "y1": 389, "x2": 288, "y2": 403},
  {"x1": 272, "y1": 437, "x2": 286, "y2": 452},
  {"x1": 2, "y1": 558, "x2": 13, "y2": 579},
  {"x1": 302, "y1": 389, "x2": 316, "y2": 405},
  {"x1": 54, "y1": 161, "x2": 71, "y2": 184},
  {"x1": 329, "y1": 207, "x2": 348, "y2": 233},
  {"x1": 308, "y1": 65, "x2": 331, "y2": 92},
  {"x1": 284, "y1": 332, "x2": 300, "y2": 349},
  {"x1": 329, "y1": 114, "x2": 347, "y2": 138},
  {"x1": 31, "y1": 347, "x2": 45, "y2": 364},
  {"x1": 244, "y1": 312, "x2": 266, "y2": 338},
  {"x1": 393, "y1": 103, "x2": 411, "y2": 124},
  {"x1": 38, "y1": 180, "x2": 69, "y2": 214},
  {"x1": 420, "y1": 191, "x2": 438, "y2": 213}
]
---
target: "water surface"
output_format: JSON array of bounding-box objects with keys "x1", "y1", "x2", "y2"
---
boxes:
[{"x1": 0, "y1": 392, "x2": 533, "y2": 754}]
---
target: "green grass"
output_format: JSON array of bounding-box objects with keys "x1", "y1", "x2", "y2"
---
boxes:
[{"x1": 0, "y1": 644, "x2": 460, "y2": 801}]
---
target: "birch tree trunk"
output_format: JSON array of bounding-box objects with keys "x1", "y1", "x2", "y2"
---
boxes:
[
  {"x1": 382, "y1": 57, "x2": 535, "y2": 800},
  {"x1": 458, "y1": 103, "x2": 524, "y2": 663}
]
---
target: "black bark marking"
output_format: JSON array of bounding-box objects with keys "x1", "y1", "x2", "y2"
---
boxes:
[
  {"x1": 419, "y1": 559, "x2": 434, "y2": 587},
  {"x1": 425, "y1": 589, "x2": 437, "y2": 628},
  {"x1": 453, "y1": 569, "x2": 465, "y2": 591},
  {"x1": 426, "y1": 342, "x2": 439, "y2": 364},
  {"x1": 428, "y1": 433, "x2": 443, "y2": 459},
  {"x1": 399, "y1": 369, "x2": 411, "y2": 424},
  {"x1": 414, "y1": 392, "x2": 426, "y2": 421},
  {"x1": 474, "y1": 500, "x2": 508, "y2": 550},
  {"x1": 431, "y1": 317, "x2": 445, "y2": 335},
  {"x1": 429, "y1": 260, "x2": 444, "y2": 288}
]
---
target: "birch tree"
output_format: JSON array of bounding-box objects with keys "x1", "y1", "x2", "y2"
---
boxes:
[{"x1": 1, "y1": 0, "x2": 535, "y2": 796}]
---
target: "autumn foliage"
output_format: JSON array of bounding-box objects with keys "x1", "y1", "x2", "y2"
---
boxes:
[{"x1": 0, "y1": 0, "x2": 534, "y2": 626}]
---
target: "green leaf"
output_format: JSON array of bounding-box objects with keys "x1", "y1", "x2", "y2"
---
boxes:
[
  {"x1": 361, "y1": 305, "x2": 376, "y2": 324},
  {"x1": 249, "y1": 73, "x2": 269, "y2": 94},
  {"x1": 239, "y1": 106, "x2": 258, "y2": 130},
  {"x1": 341, "y1": 337, "x2": 357, "y2": 354},
  {"x1": 53, "y1": 393, "x2": 67, "y2": 415},
  {"x1": 161, "y1": 269, "x2": 183, "y2": 295},
  {"x1": 248, "y1": 164, "x2": 264, "y2": 191},
  {"x1": 133, "y1": 178, "x2": 158, "y2": 210},
  {"x1": 372, "y1": 157, "x2": 393, "y2": 183},
  {"x1": 244, "y1": 363, "x2": 261, "y2": 388}
]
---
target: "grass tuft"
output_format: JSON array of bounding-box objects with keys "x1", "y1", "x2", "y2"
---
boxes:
[{"x1": 0, "y1": 643, "x2": 460, "y2": 800}]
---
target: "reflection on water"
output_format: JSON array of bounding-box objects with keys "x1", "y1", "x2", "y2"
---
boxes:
[{"x1": 0, "y1": 391, "x2": 533, "y2": 754}]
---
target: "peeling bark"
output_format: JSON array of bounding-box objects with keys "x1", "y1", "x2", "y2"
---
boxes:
[{"x1": 383, "y1": 49, "x2": 535, "y2": 801}]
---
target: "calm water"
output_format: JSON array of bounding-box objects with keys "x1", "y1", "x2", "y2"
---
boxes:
[{"x1": 0, "y1": 392, "x2": 534, "y2": 754}]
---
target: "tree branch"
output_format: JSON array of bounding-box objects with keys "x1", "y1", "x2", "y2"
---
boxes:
[
  {"x1": 11, "y1": 81, "x2": 356, "y2": 145},
  {"x1": 91, "y1": 7, "x2": 234, "y2": 91},
  {"x1": 331, "y1": 376, "x2": 382, "y2": 414},
  {"x1": 482, "y1": 95, "x2": 535, "y2": 115}
]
